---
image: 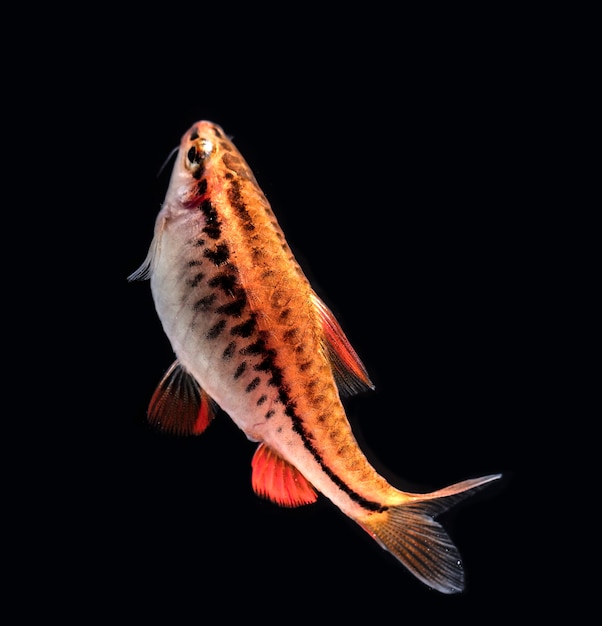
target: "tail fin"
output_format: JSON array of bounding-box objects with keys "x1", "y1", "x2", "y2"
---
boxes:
[{"x1": 358, "y1": 474, "x2": 501, "y2": 594}]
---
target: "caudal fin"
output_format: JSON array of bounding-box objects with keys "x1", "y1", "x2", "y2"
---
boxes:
[{"x1": 358, "y1": 474, "x2": 501, "y2": 594}]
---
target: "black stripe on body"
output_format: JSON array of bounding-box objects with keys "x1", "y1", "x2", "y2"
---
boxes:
[
  {"x1": 217, "y1": 294, "x2": 247, "y2": 317},
  {"x1": 208, "y1": 271, "x2": 238, "y2": 295},
  {"x1": 203, "y1": 224, "x2": 221, "y2": 239},
  {"x1": 204, "y1": 242, "x2": 230, "y2": 265},
  {"x1": 200, "y1": 199, "x2": 221, "y2": 240},
  {"x1": 242, "y1": 331, "x2": 386, "y2": 513},
  {"x1": 240, "y1": 337, "x2": 267, "y2": 355},
  {"x1": 231, "y1": 315, "x2": 257, "y2": 338},
  {"x1": 291, "y1": 407, "x2": 386, "y2": 512},
  {"x1": 185, "y1": 152, "x2": 381, "y2": 511}
]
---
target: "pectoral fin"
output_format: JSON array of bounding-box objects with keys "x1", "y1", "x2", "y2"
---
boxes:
[
  {"x1": 311, "y1": 292, "x2": 374, "y2": 396},
  {"x1": 251, "y1": 443, "x2": 318, "y2": 507},
  {"x1": 147, "y1": 360, "x2": 217, "y2": 435}
]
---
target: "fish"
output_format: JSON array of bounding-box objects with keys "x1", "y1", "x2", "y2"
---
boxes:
[{"x1": 129, "y1": 120, "x2": 501, "y2": 593}]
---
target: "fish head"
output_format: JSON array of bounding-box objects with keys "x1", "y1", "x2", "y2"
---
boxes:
[{"x1": 164, "y1": 120, "x2": 225, "y2": 208}]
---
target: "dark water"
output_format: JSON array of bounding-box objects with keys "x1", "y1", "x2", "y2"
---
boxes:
[{"x1": 28, "y1": 20, "x2": 543, "y2": 622}]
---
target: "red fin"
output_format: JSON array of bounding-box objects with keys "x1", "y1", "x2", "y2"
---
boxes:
[
  {"x1": 251, "y1": 443, "x2": 318, "y2": 507},
  {"x1": 147, "y1": 360, "x2": 216, "y2": 435},
  {"x1": 311, "y1": 292, "x2": 374, "y2": 396}
]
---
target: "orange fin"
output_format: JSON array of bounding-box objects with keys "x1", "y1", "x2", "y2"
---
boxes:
[
  {"x1": 251, "y1": 443, "x2": 318, "y2": 507},
  {"x1": 311, "y1": 292, "x2": 374, "y2": 396},
  {"x1": 147, "y1": 360, "x2": 217, "y2": 435},
  {"x1": 358, "y1": 474, "x2": 502, "y2": 594}
]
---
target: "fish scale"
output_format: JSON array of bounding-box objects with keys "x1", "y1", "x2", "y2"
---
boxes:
[{"x1": 129, "y1": 120, "x2": 501, "y2": 594}]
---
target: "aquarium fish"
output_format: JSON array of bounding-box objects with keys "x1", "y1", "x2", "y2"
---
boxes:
[{"x1": 129, "y1": 120, "x2": 501, "y2": 593}]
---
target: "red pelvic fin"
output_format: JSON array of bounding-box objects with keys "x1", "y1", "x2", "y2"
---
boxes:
[
  {"x1": 147, "y1": 360, "x2": 217, "y2": 435},
  {"x1": 251, "y1": 443, "x2": 318, "y2": 507}
]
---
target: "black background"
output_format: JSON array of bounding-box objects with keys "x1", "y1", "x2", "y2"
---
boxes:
[{"x1": 31, "y1": 10, "x2": 548, "y2": 622}]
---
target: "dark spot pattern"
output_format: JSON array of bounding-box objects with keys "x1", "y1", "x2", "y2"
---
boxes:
[
  {"x1": 194, "y1": 294, "x2": 216, "y2": 311},
  {"x1": 227, "y1": 179, "x2": 255, "y2": 231},
  {"x1": 216, "y1": 294, "x2": 247, "y2": 317},
  {"x1": 208, "y1": 272, "x2": 238, "y2": 295},
  {"x1": 206, "y1": 319, "x2": 226, "y2": 340},
  {"x1": 204, "y1": 243, "x2": 230, "y2": 266},
  {"x1": 233, "y1": 362, "x2": 247, "y2": 379},
  {"x1": 240, "y1": 336, "x2": 267, "y2": 356},
  {"x1": 203, "y1": 223, "x2": 221, "y2": 239},
  {"x1": 231, "y1": 315, "x2": 257, "y2": 338},
  {"x1": 187, "y1": 273, "x2": 204, "y2": 288},
  {"x1": 200, "y1": 199, "x2": 218, "y2": 220},
  {"x1": 283, "y1": 328, "x2": 298, "y2": 342},
  {"x1": 269, "y1": 369, "x2": 285, "y2": 388},
  {"x1": 179, "y1": 128, "x2": 386, "y2": 513},
  {"x1": 222, "y1": 341, "x2": 236, "y2": 360},
  {"x1": 236, "y1": 323, "x2": 386, "y2": 512},
  {"x1": 200, "y1": 199, "x2": 221, "y2": 239}
]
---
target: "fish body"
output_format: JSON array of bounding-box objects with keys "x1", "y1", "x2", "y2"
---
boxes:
[{"x1": 130, "y1": 120, "x2": 501, "y2": 593}]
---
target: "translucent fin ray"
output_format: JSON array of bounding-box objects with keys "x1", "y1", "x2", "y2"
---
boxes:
[
  {"x1": 358, "y1": 474, "x2": 501, "y2": 594},
  {"x1": 311, "y1": 292, "x2": 374, "y2": 396},
  {"x1": 251, "y1": 443, "x2": 318, "y2": 507},
  {"x1": 147, "y1": 360, "x2": 217, "y2": 435},
  {"x1": 127, "y1": 217, "x2": 164, "y2": 281}
]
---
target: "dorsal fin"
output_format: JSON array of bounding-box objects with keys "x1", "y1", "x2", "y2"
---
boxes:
[
  {"x1": 251, "y1": 443, "x2": 318, "y2": 507},
  {"x1": 311, "y1": 292, "x2": 374, "y2": 396},
  {"x1": 147, "y1": 360, "x2": 217, "y2": 435}
]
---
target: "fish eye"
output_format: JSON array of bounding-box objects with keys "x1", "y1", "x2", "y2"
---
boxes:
[{"x1": 185, "y1": 138, "x2": 214, "y2": 171}]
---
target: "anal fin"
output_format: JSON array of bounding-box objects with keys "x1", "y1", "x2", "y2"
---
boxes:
[
  {"x1": 251, "y1": 443, "x2": 318, "y2": 507},
  {"x1": 147, "y1": 360, "x2": 217, "y2": 435}
]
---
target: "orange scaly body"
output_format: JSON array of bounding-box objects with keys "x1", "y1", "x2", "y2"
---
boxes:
[{"x1": 130, "y1": 120, "x2": 501, "y2": 593}]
